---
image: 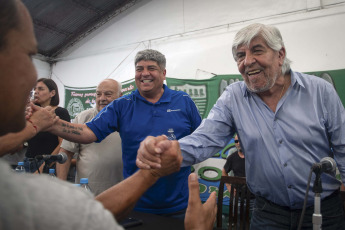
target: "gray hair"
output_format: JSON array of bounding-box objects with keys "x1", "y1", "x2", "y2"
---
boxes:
[
  {"x1": 232, "y1": 23, "x2": 291, "y2": 75},
  {"x1": 0, "y1": 0, "x2": 19, "y2": 51},
  {"x1": 135, "y1": 49, "x2": 166, "y2": 70}
]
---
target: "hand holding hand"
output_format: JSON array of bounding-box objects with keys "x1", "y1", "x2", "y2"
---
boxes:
[
  {"x1": 185, "y1": 173, "x2": 217, "y2": 230},
  {"x1": 137, "y1": 135, "x2": 172, "y2": 169},
  {"x1": 29, "y1": 105, "x2": 58, "y2": 132},
  {"x1": 149, "y1": 138, "x2": 182, "y2": 178}
]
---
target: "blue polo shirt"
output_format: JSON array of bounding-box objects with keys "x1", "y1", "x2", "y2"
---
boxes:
[{"x1": 86, "y1": 85, "x2": 201, "y2": 214}]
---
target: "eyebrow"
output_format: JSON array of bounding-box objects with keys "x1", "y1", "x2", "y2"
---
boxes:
[{"x1": 251, "y1": 44, "x2": 265, "y2": 50}]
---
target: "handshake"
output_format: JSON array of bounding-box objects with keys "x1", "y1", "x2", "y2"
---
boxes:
[
  {"x1": 136, "y1": 135, "x2": 217, "y2": 230},
  {"x1": 25, "y1": 102, "x2": 59, "y2": 133}
]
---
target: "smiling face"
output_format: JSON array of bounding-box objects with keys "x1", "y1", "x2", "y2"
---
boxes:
[
  {"x1": 96, "y1": 80, "x2": 121, "y2": 111},
  {"x1": 135, "y1": 60, "x2": 166, "y2": 102},
  {"x1": 34, "y1": 81, "x2": 55, "y2": 107},
  {"x1": 0, "y1": 1, "x2": 37, "y2": 135},
  {"x1": 235, "y1": 36, "x2": 285, "y2": 93}
]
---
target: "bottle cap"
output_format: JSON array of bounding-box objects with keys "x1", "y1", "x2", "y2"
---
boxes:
[{"x1": 80, "y1": 178, "x2": 88, "y2": 184}]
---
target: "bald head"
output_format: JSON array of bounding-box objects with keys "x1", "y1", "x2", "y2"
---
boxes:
[{"x1": 95, "y1": 79, "x2": 122, "y2": 111}]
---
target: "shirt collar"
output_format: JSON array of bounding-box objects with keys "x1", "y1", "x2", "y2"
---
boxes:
[{"x1": 133, "y1": 84, "x2": 171, "y2": 104}]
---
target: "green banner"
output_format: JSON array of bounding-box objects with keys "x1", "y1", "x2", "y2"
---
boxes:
[
  {"x1": 166, "y1": 75, "x2": 242, "y2": 118},
  {"x1": 121, "y1": 79, "x2": 137, "y2": 96},
  {"x1": 64, "y1": 86, "x2": 97, "y2": 120}
]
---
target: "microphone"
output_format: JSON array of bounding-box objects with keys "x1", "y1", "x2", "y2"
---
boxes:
[
  {"x1": 35, "y1": 153, "x2": 68, "y2": 164},
  {"x1": 312, "y1": 157, "x2": 336, "y2": 174}
]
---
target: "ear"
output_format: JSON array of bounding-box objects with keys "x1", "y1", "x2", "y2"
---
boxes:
[
  {"x1": 278, "y1": 47, "x2": 286, "y2": 66},
  {"x1": 162, "y1": 69, "x2": 167, "y2": 80},
  {"x1": 50, "y1": 89, "x2": 56, "y2": 97}
]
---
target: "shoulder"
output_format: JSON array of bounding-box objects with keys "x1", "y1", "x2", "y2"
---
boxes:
[
  {"x1": 74, "y1": 108, "x2": 98, "y2": 123},
  {"x1": 293, "y1": 71, "x2": 334, "y2": 90},
  {"x1": 0, "y1": 161, "x2": 119, "y2": 229},
  {"x1": 169, "y1": 88, "x2": 195, "y2": 103},
  {"x1": 228, "y1": 151, "x2": 238, "y2": 160}
]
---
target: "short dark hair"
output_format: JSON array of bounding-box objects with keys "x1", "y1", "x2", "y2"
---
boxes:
[
  {"x1": 37, "y1": 78, "x2": 60, "y2": 106},
  {"x1": 0, "y1": 0, "x2": 19, "y2": 51}
]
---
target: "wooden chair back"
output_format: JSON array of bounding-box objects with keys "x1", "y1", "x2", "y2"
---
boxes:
[
  {"x1": 216, "y1": 176, "x2": 252, "y2": 230},
  {"x1": 340, "y1": 190, "x2": 345, "y2": 218}
]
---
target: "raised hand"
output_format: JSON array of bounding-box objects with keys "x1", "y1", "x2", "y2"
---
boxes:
[{"x1": 185, "y1": 173, "x2": 217, "y2": 230}]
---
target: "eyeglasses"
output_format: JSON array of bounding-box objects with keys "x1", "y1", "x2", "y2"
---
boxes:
[{"x1": 234, "y1": 140, "x2": 239, "y2": 143}]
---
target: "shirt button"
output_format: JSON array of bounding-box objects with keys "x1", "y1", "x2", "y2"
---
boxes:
[
  {"x1": 288, "y1": 185, "x2": 292, "y2": 189},
  {"x1": 284, "y1": 163, "x2": 287, "y2": 167},
  {"x1": 279, "y1": 140, "x2": 283, "y2": 144}
]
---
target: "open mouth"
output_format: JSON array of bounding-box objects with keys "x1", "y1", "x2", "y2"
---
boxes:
[
  {"x1": 247, "y1": 70, "x2": 261, "y2": 76},
  {"x1": 141, "y1": 79, "x2": 153, "y2": 83}
]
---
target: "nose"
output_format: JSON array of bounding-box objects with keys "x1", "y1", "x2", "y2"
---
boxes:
[
  {"x1": 99, "y1": 93, "x2": 106, "y2": 101},
  {"x1": 244, "y1": 52, "x2": 256, "y2": 67},
  {"x1": 142, "y1": 68, "x2": 150, "y2": 76}
]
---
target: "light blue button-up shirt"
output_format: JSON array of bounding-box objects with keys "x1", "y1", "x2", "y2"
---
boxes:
[{"x1": 179, "y1": 70, "x2": 345, "y2": 209}]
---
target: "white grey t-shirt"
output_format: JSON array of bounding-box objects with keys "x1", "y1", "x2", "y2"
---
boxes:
[{"x1": 0, "y1": 160, "x2": 123, "y2": 230}]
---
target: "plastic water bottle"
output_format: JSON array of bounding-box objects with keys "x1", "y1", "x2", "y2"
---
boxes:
[
  {"x1": 49, "y1": 168, "x2": 56, "y2": 178},
  {"x1": 15, "y1": 162, "x2": 26, "y2": 174},
  {"x1": 80, "y1": 178, "x2": 92, "y2": 194},
  {"x1": 167, "y1": 128, "x2": 176, "y2": 140}
]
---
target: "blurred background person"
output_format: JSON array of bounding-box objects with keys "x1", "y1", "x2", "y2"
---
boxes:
[
  {"x1": 24, "y1": 78, "x2": 70, "y2": 173},
  {"x1": 221, "y1": 134, "x2": 255, "y2": 227},
  {"x1": 57, "y1": 79, "x2": 123, "y2": 195}
]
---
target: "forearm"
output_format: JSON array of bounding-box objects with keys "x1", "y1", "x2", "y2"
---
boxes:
[
  {"x1": 0, "y1": 121, "x2": 36, "y2": 155},
  {"x1": 96, "y1": 170, "x2": 159, "y2": 221},
  {"x1": 56, "y1": 148, "x2": 74, "y2": 180},
  {"x1": 50, "y1": 119, "x2": 96, "y2": 144},
  {"x1": 222, "y1": 168, "x2": 228, "y2": 177}
]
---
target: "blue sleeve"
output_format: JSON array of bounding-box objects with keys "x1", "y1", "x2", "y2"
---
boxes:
[{"x1": 86, "y1": 101, "x2": 119, "y2": 143}]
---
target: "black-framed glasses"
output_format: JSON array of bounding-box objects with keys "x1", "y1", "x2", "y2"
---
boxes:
[{"x1": 234, "y1": 140, "x2": 239, "y2": 143}]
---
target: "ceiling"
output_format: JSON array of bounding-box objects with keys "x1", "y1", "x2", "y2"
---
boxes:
[{"x1": 22, "y1": 0, "x2": 140, "y2": 62}]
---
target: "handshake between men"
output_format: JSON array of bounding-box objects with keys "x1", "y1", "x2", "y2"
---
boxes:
[{"x1": 137, "y1": 135, "x2": 217, "y2": 230}]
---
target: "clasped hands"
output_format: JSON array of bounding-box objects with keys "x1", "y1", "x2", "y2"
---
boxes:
[
  {"x1": 137, "y1": 135, "x2": 217, "y2": 230},
  {"x1": 26, "y1": 102, "x2": 59, "y2": 133}
]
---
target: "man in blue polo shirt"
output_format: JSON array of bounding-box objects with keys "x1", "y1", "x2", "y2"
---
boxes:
[{"x1": 49, "y1": 49, "x2": 202, "y2": 218}]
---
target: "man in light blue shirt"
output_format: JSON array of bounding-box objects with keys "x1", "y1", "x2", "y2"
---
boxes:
[{"x1": 137, "y1": 23, "x2": 345, "y2": 229}]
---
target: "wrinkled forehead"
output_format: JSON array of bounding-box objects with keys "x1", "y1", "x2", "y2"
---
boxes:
[{"x1": 235, "y1": 35, "x2": 267, "y2": 50}]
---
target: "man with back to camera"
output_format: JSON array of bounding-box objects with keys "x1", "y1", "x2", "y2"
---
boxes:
[
  {"x1": 0, "y1": 1, "x2": 216, "y2": 229},
  {"x1": 56, "y1": 79, "x2": 124, "y2": 195},
  {"x1": 46, "y1": 49, "x2": 202, "y2": 218},
  {"x1": 136, "y1": 23, "x2": 345, "y2": 229}
]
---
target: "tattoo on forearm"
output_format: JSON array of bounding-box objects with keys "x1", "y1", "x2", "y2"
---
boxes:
[{"x1": 61, "y1": 123, "x2": 83, "y2": 136}]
